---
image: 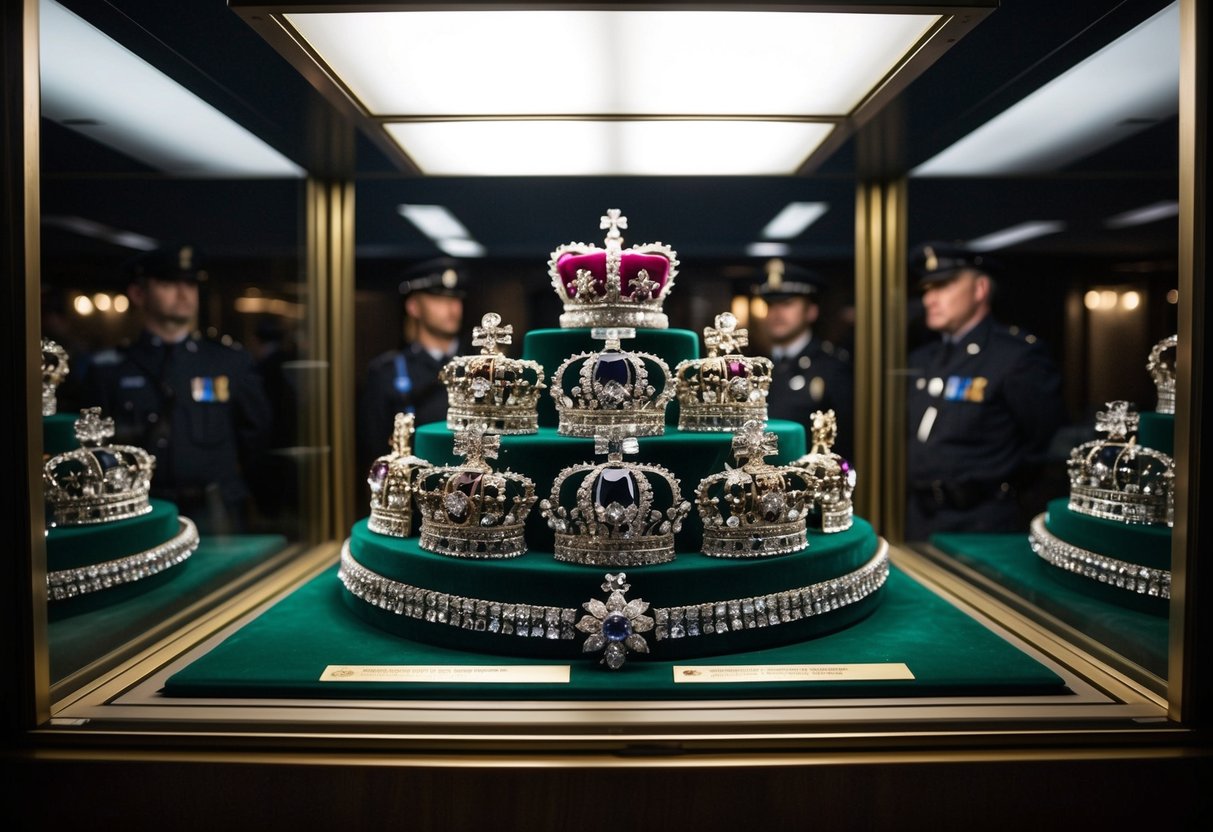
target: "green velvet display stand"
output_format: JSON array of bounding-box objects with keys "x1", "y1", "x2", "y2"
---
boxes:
[
  {"x1": 47, "y1": 499, "x2": 181, "y2": 572},
  {"x1": 43, "y1": 412, "x2": 79, "y2": 455},
  {"x1": 1137, "y1": 411, "x2": 1173, "y2": 456}
]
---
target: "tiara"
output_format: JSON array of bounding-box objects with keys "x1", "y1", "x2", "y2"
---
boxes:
[
  {"x1": 540, "y1": 431, "x2": 691, "y2": 567},
  {"x1": 42, "y1": 338, "x2": 69, "y2": 416},
  {"x1": 551, "y1": 327, "x2": 675, "y2": 438},
  {"x1": 414, "y1": 425, "x2": 537, "y2": 558},
  {"x1": 367, "y1": 413, "x2": 431, "y2": 538},
  {"x1": 549, "y1": 208, "x2": 679, "y2": 329},
  {"x1": 43, "y1": 408, "x2": 155, "y2": 526},
  {"x1": 790, "y1": 410, "x2": 856, "y2": 533},
  {"x1": 1147, "y1": 334, "x2": 1177, "y2": 415},
  {"x1": 1067, "y1": 401, "x2": 1173, "y2": 526},
  {"x1": 675, "y1": 312, "x2": 773, "y2": 432},
  {"x1": 695, "y1": 420, "x2": 812, "y2": 557},
  {"x1": 441, "y1": 313, "x2": 546, "y2": 434}
]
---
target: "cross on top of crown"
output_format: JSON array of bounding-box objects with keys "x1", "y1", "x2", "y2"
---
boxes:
[
  {"x1": 809, "y1": 409, "x2": 838, "y2": 455},
  {"x1": 1095, "y1": 401, "x2": 1138, "y2": 441},
  {"x1": 75, "y1": 407, "x2": 115, "y2": 447},
  {"x1": 732, "y1": 419, "x2": 779, "y2": 463},
  {"x1": 704, "y1": 312, "x2": 748, "y2": 356},
  {"x1": 594, "y1": 428, "x2": 640, "y2": 462},
  {"x1": 472, "y1": 312, "x2": 512, "y2": 355},
  {"x1": 600, "y1": 209, "x2": 627, "y2": 242},
  {"x1": 453, "y1": 424, "x2": 500, "y2": 464},
  {"x1": 390, "y1": 412, "x2": 415, "y2": 456}
]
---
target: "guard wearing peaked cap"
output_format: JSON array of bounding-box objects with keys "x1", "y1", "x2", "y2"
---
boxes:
[
  {"x1": 753, "y1": 258, "x2": 854, "y2": 461},
  {"x1": 905, "y1": 241, "x2": 1066, "y2": 539},
  {"x1": 359, "y1": 258, "x2": 469, "y2": 471}
]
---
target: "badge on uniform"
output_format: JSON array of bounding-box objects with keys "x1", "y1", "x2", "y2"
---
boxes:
[
  {"x1": 191, "y1": 375, "x2": 230, "y2": 402},
  {"x1": 943, "y1": 375, "x2": 987, "y2": 402}
]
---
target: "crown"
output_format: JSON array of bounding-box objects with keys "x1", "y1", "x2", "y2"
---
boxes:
[
  {"x1": 551, "y1": 327, "x2": 675, "y2": 437},
  {"x1": 549, "y1": 208, "x2": 679, "y2": 329},
  {"x1": 675, "y1": 312, "x2": 773, "y2": 432},
  {"x1": 441, "y1": 313, "x2": 546, "y2": 434},
  {"x1": 1147, "y1": 334, "x2": 1177, "y2": 415},
  {"x1": 414, "y1": 425, "x2": 537, "y2": 558},
  {"x1": 1067, "y1": 401, "x2": 1173, "y2": 526},
  {"x1": 43, "y1": 408, "x2": 155, "y2": 526},
  {"x1": 367, "y1": 413, "x2": 431, "y2": 537},
  {"x1": 695, "y1": 421, "x2": 812, "y2": 558},
  {"x1": 540, "y1": 431, "x2": 691, "y2": 567},
  {"x1": 42, "y1": 338, "x2": 69, "y2": 416},
  {"x1": 790, "y1": 410, "x2": 856, "y2": 533}
]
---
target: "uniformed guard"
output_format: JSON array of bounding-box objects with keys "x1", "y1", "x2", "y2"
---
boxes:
[
  {"x1": 753, "y1": 258, "x2": 854, "y2": 462},
  {"x1": 358, "y1": 257, "x2": 467, "y2": 470},
  {"x1": 82, "y1": 244, "x2": 273, "y2": 535},
  {"x1": 905, "y1": 241, "x2": 1066, "y2": 540}
]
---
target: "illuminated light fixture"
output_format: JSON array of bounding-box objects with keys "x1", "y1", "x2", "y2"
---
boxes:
[
  {"x1": 397, "y1": 205, "x2": 472, "y2": 240},
  {"x1": 42, "y1": 215, "x2": 158, "y2": 251},
  {"x1": 73, "y1": 295, "x2": 94, "y2": 316},
  {"x1": 914, "y1": 3, "x2": 1178, "y2": 176},
  {"x1": 1100, "y1": 290, "x2": 1119, "y2": 310},
  {"x1": 40, "y1": 0, "x2": 304, "y2": 178},
  {"x1": 92, "y1": 293, "x2": 112, "y2": 312},
  {"x1": 746, "y1": 242, "x2": 791, "y2": 258},
  {"x1": 762, "y1": 202, "x2": 830, "y2": 239},
  {"x1": 1105, "y1": 200, "x2": 1180, "y2": 228},
  {"x1": 436, "y1": 238, "x2": 486, "y2": 258},
  {"x1": 966, "y1": 221, "x2": 1065, "y2": 252},
  {"x1": 113, "y1": 294, "x2": 129, "y2": 313},
  {"x1": 1121, "y1": 291, "x2": 1141, "y2": 310},
  {"x1": 1167, "y1": 289, "x2": 1179, "y2": 304},
  {"x1": 1084, "y1": 290, "x2": 1101, "y2": 310}
]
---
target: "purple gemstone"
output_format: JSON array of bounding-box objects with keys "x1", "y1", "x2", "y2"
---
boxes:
[
  {"x1": 368, "y1": 460, "x2": 389, "y2": 492},
  {"x1": 595, "y1": 467, "x2": 637, "y2": 508},
  {"x1": 726, "y1": 359, "x2": 749, "y2": 378},
  {"x1": 593, "y1": 351, "x2": 632, "y2": 386},
  {"x1": 452, "y1": 472, "x2": 484, "y2": 496},
  {"x1": 602, "y1": 612, "x2": 632, "y2": 642}
]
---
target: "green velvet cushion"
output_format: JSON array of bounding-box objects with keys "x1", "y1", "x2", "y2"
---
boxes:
[
  {"x1": 1138, "y1": 411, "x2": 1174, "y2": 456},
  {"x1": 43, "y1": 412, "x2": 79, "y2": 456},
  {"x1": 1044, "y1": 498, "x2": 1171, "y2": 570},
  {"x1": 46, "y1": 499, "x2": 180, "y2": 571}
]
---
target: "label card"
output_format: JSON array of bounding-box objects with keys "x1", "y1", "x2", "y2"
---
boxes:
[
  {"x1": 672, "y1": 663, "x2": 914, "y2": 684},
  {"x1": 320, "y1": 665, "x2": 571, "y2": 684}
]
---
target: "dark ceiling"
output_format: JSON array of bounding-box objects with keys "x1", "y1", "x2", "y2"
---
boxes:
[{"x1": 41, "y1": 0, "x2": 1179, "y2": 279}]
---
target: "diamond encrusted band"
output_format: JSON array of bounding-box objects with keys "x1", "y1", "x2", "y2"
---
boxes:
[
  {"x1": 47, "y1": 517, "x2": 199, "y2": 601},
  {"x1": 338, "y1": 539, "x2": 888, "y2": 646},
  {"x1": 1029, "y1": 513, "x2": 1170, "y2": 600}
]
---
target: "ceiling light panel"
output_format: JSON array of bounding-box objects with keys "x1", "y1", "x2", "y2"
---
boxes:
[
  {"x1": 285, "y1": 10, "x2": 939, "y2": 117},
  {"x1": 966, "y1": 221, "x2": 1065, "y2": 252},
  {"x1": 762, "y1": 202, "x2": 830, "y2": 239}
]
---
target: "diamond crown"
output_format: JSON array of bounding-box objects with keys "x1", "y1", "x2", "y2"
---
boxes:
[
  {"x1": 1147, "y1": 334, "x2": 1177, "y2": 415},
  {"x1": 675, "y1": 312, "x2": 774, "y2": 432},
  {"x1": 549, "y1": 209, "x2": 679, "y2": 329},
  {"x1": 43, "y1": 407, "x2": 155, "y2": 526},
  {"x1": 540, "y1": 430, "x2": 691, "y2": 567},
  {"x1": 413, "y1": 424, "x2": 537, "y2": 558},
  {"x1": 367, "y1": 413, "x2": 431, "y2": 538},
  {"x1": 441, "y1": 312, "x2": 547, "y2": 434},
  {"x1": 1067, "y1": 401, "x2": 1173, "y2": 526},
  {"x1": 42, "y1": 338, "x2": 69, "y2": 416},
  {"x1": 790, "y1": 409, "x2": 856, "y2": 533}
]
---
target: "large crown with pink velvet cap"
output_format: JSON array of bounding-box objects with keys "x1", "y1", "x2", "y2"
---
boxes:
[{"x1": 549, "y1": 209, "x2": 679, "y2": 329}]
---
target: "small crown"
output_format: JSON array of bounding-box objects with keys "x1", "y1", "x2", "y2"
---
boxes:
[
  {"x1": 549, "y1": 208, "x2": 679, "y2": 329},
  {"x1": 367, "y1": 413, "x2": 431, "y2": 537},
  {"x1": 551, "y1": 327, "x2": 675, "y2": 437},
  {"x1": 441, "y1": 313, "x2": 546, "y2": 434},
  {"x1": 675, "y1": 312, "x2": 773, "y2": 432},
  {"x1": 540, "y1": 430, "x2": 691, "y2": 567},
  {"x1": 696, "y1": 421, "x2": 812, "y2": 558},
  {"x1": 42, "y1": 338, "x2": 69, "y2": 416},
  {"x1": 414, "y1": 425, "x2": 537, "y2": 558},
  {"x1": 1067, "y1": 401, "x2": 1173, "y2": 526},
  {"x1": 43, "y1": 408, "x2": 155, "y2": 526},
  {"x1": 1147, "y1": 334, "x2": 1177, "y2": 415},
  {"x1": 790, "y1": 410, "x2": 856, "y2": 533}
]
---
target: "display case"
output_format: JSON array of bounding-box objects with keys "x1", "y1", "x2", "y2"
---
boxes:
[{"x1": 4, "y1": 0, "x2": 1210, "y2": 824}]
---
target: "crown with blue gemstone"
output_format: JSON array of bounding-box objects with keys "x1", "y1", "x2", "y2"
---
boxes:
[
  {"x1": 549, "y1": 209, "x2": 679, "y2": 329},
  {"x1": 440, "y1": 313, "x2": 546, "y2": 434},
  {"x1": 414, "y1": 425, "x2": 537, "y2": 558},
  {"x1": 675, "y1": 312, "x2": 773, "y2": 432},
  {"x1": 695, "y1": 420, "x2": 812, "y2": 557},
  {"x1": 367, "y1": 413, "x2": 431, "y2": 538},
  {"x1": 1147, "y1": 334, "x2": 1176, "y2": 415},
  {"x1": 540, "y1": 431, "x2": 691, "y2": 567},
  {"x1": 790, "y1": 410, "x2": 856, "y2": 533},
  {"x1": 1068, "y1": 401, "x2": 1173, "y2": 526},
  {"x1": 42, "y1": 338, "x2": 69, "y2": 416},
  {"x1": 551, "y1": 327, "x2": 675, "y2": 437},
  {"x1": 43, "y1": 408, "x2": 155, "y2": 526}
]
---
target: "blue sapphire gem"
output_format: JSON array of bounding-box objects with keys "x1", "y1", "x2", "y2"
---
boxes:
[
  {"x1": 602, "y1": 612, "x2": 632, "y2": 642},
  {"x1": 593, "y1": 351, "x2": 632, "y2": 385},
  {"x1": 594, "y1": 467, "x2": 637, "y2": 508},
  {"x1": 92, "y1": 450, "x2": 119, "y2": 470}
]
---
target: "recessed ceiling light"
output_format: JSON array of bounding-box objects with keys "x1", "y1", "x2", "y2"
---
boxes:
[
  {"x1": 41, "y1": 215, "x2": 158, "y2": 250},
  {"x1": 436, "y1": 238, "x2": 486, "y2": 258},
  {"x1": 1104, "y1": 200, "x2": 1180, "y2": 228},
  {"x1": 746, "y1": 242, "x2": 790, "y2": 258},
  {"x1": 762, "y1": 202, "x2": 830, "y2": 239},
  {"x1": 966, "y1": 221, "x2": 1065, "y2": 251},
  {"x1": 397, "y1": 205, "x2": 473, "y2": 240}
]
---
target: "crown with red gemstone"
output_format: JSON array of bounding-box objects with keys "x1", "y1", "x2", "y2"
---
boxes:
[
  {"x1": 549, "y1": 209, "x2": 679, "y2": 329},
  {"x1": 790, "y1": 410, "x2": 856, "y2": 533},
  {"x1": 43, "y1": 408, "x2": 155, "y2": 526},
  {"x1": 675, "y1": 312, "x2": 773, "y2": 432},
  {"x1": 440, "y1": 313, "x2": 546, "y2": 434},
  {"x1": 367, "y1": 413, "x2": 432, "y2": 538}
]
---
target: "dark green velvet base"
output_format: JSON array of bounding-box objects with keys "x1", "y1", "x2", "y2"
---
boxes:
[
  {"x1": 43, "y1": 412, "x2": 79, "y2": 455},
  {"x1": 1044, "y1": 499, "x2": 1171, "y2": 571},
  {"x1": 163, "y1": 565, "x2": 1066, "y2": 700},
  {"x1": 46, "y1": 499, "x2": 180, "y2": 571},
  {"x1": 1138, "y1": 411, "x2": 1174, "y2": 456},
  {"x1": 930, "y1": 532, "x2": 1168, "y2": 676}
]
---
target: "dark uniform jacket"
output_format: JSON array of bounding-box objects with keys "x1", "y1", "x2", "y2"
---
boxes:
[
  {"x1": 359, "y1": 342, "x2": 452, "y2": 467},
  {"x1": 906, "y1": 315, "x2": 1065, "y2": 539},
  {"x1": 82, "y1": 330, "x2": 272, "y2": 529},
  {"x1": 768, "y1": 335, "x2": 854, "y2": 462}
]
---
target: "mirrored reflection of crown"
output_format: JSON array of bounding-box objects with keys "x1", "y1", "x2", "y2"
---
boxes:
[
  {"x1": 1067, "y1": 401, "x2": 1174, "y2": 526},
  {"x1": 675, "y1": 312, "x2": 773, "y2": 432},
  {"x1": 790, "y1": 410, "x2": 855, "y2": 533},
  {"x1": 441, "y1": 313, "x2": 546, "y2": 434},
  {"x1": 42, "y1": 338, "x2": 69, "y2": 416},
  {"x1": 549, "y1": 208, "x2": 679, "y2": 329},
  {"x1": 551, "y1": 327, "x2": 675, "y2": 437},
  {"x1": 540, "y1": 431, "x2": 691, "y2": 567},
  {"x1": 696, "y1": 421, "x2": 811, "y2": 558},
  {"x1": 414, "y1": 425, "x2": 537, "y2": 558},
  {"x1": 367, "y1": 413, "x2": 431, "y2": 538},
  {"x1": 1147, "y1": 334, "x2": 1177, "y2": 415},
  {"x1": 43, "y1": 408, "x2": 155, "y2": 526}
]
